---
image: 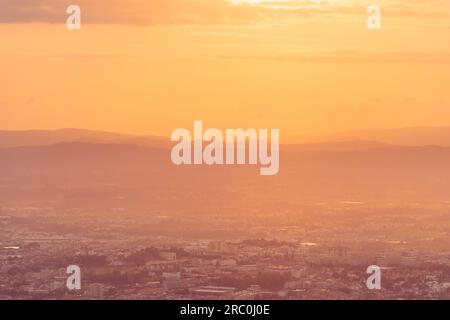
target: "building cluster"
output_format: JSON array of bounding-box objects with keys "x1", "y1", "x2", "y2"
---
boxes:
[{"x1": 1, "y1": 203, "x2": 450, "y2": 300}]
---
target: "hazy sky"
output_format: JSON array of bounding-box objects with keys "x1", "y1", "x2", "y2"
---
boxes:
[{"x1": 1, "y1": 0, "x2": 449, "y2": 139}]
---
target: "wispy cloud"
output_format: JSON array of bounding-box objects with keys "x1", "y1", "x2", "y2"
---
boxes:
[
  {"x1": 217, "y1": 50, "x2": 450, "y2": 64},
  {"x1": 0, "y1": 0, "x2": 448, "y2": 26},
  {"x1": 0, "y1": 0, "x2": 258, "y2": 25}
]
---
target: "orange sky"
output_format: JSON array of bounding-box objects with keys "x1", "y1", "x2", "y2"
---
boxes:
[{"x1": 0, "y1": 0, "x2": 450, "y2": 140}]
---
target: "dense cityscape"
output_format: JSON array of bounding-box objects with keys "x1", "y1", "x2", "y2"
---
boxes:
[
  {"x1": 2, "y1": 0, "x2": 450, "y2": 307},
  {"x1": 1, "y1": 199, "x2": 449, "y2": 300}
]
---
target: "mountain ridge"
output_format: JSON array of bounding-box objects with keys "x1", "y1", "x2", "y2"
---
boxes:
[{"x1": 4, "y1": 126, "x2": 450, "y2": 148}]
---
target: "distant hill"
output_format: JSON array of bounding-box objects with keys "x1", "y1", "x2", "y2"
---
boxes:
[
  {"x1": 301, "y1": 126, "x2": 450, "y2": 147},
  {"x1": 283, "y1": 140, "x2": 390, "y2": 152},
  {"x1": 2, "y1": 127, "x2": 450, "y2": 210},
  {"x1": 0, "y1": 128, "x2": 168, "y2": 149},
  {"x1": 0, "y1": 128, "x2": 393, "y2": 152},
  {"x1": 2, "y1": 142, "x2": 450, "y2": 211},
  {"x1": 4, "y1": 126, "x2": 450, "y2": 150}
]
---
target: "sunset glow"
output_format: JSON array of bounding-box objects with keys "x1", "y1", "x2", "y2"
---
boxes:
[
  {"x1": 1, "y1": 0, "x2": 450, "y2": 303},
  {"x1": 0, "y1": 0, "x2": 449, "y2": 139}
]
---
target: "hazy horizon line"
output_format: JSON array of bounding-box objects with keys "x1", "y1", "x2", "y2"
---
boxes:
[{"x1": 3, "y1": 124, "x2": 450, "y2": 136}]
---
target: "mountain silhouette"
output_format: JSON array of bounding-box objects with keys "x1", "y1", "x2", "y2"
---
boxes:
[
  {"x1": 301, "y1": 126, "x2": 450, "y2": 146},
  {"x1": 1, "y1": 141, "x2": 450, "y2": 213},
  {"x1": 0, "y1": 128, "x2": 168, "y2": 149}
]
